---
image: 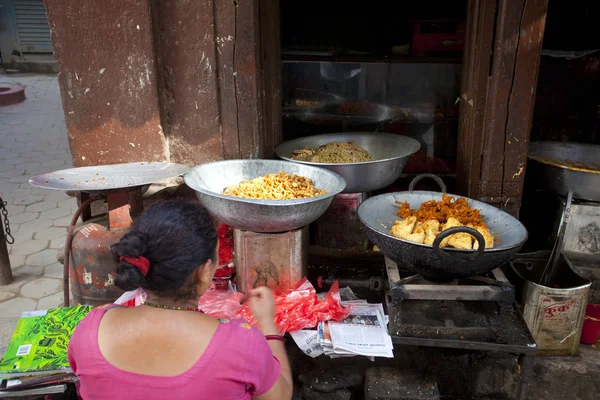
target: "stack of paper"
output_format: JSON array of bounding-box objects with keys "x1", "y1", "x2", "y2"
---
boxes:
[{"x1": 291, "y1": 302, "x2": 394, "y2": 359}]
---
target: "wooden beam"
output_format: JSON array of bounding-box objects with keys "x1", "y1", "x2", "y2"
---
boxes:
[
  {"x1": 457, "y1": 0, "x2": 548, "y2": 216},
  {"x1": 502, "y1": 0, "x2": 548, "y2": 216}
]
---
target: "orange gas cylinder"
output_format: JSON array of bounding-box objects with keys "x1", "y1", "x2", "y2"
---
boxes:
[{"x1": 69, "y1": 191, "x2": 142, "y2": 306}]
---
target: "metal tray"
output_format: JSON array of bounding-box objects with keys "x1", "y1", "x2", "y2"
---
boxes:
[{"x1": 29, "y1": 162, "x2": 190, "y2": 193}]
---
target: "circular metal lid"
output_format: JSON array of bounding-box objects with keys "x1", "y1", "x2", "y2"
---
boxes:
[{"x1": 29, "y1": 162, "x2": 190, "y2": 193}]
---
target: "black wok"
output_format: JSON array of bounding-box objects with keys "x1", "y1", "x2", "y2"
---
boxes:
[{"x1": 357, "y1": 175, "x2": 528, "y2": 281}]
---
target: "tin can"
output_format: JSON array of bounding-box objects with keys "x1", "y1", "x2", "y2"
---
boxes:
[
  {"x1": 234, "y1": 226, "x2": 308, "y2": 294},
  {"x1": 511, "y1": 251, "x2": 591, "y2": 355}
]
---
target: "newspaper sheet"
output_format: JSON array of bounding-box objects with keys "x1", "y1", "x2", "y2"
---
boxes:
[
  {"x1": 327, "y1": 304, "x2": 394, "y2": 358},
  {"x1": 289, "y1": 330, "x2": 324, "y2": 358},
  {"x1": 291, "y1": 302, "x2": 393, "y2": 359}
]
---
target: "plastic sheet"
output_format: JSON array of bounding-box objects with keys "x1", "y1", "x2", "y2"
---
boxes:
[
  {"x1": 217, "y1": 223, "x2": 234, "y2": 268},
  {"x1": 199, "y1": 278, "x2": 353, "y2": 333},
  {"x1": 114, "y1": 288, "x2": 147, "y2": 307},
  {"x1": 198, "y1": 284, "x2": 244, "y2": 319}
]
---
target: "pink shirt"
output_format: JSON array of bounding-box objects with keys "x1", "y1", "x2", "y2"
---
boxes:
[{"x1": 68, "y1": 306, "x2": 281, "y2": 399}]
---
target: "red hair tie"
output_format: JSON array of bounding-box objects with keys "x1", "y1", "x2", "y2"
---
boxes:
[{"x1": 120, "y1": 256, "x2": 151, "y2": 276}]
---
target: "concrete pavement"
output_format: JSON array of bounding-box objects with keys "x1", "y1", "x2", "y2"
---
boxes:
[{"x1": 0, "y1": 73, "x2": 75, "y2": 353}]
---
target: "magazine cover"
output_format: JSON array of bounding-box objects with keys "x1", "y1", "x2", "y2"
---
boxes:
[{"x1": 0, "y1": 305, "x2": 91, "y2": 378}]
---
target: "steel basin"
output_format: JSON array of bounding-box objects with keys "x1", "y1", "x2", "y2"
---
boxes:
[
  {"x1": 528, "y1": 141, "x2": 600, "y2": 201},
  {"x1": 275, "y1": 132, "x2": 421, "y2": 193},
  {"x1": 184, "y1": 160, "x2": 346, "y2": 233}
]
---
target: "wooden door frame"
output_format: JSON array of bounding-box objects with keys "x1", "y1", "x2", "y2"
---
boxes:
[{"x1": 456, "y1": 0, "x2": 549, "y2": 217}]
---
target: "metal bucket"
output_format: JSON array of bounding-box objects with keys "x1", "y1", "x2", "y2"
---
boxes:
[{"x1": 510, "y1": 251, "x2": 591, "y2": 355}]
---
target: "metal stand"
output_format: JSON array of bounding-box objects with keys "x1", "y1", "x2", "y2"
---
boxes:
[
  {"x1": 234, "y1": 227, "x2": 308, "y2": 294},
  {"x1": 385, "y1": 257, "x2": 537, "y2": 400}
]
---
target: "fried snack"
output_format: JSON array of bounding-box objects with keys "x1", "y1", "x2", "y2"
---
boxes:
[
  {"x1": 396, "y1": 194, "x2": 486, "y2": 227},
  {"x1": 471, "y1": 225, "x2": 495, "y2": 250},
  {"x1": 392, "y1": 196, "x2": 498, "y2": 249},
  {"x1": 291, "y1": 141, "x2": 373, "y2": 163},
  {"x1": 448, "y1": 232, "x2": 473, "y2": 249},
  {"x1": 439, "y1": 217, "x2": 462, "y2": 248},
  {"x1": 406, "y1": 226, "x2": 426, "y2": 244},
  {"x1": 418, "y1": 219, "x2": 440, "y2": 245},
  {"x1": 223, "y1": 171, "x2": 327, "y2": 200},
  {"x1": 390, "y1": 216, "x2": 417, "y2": 240}
]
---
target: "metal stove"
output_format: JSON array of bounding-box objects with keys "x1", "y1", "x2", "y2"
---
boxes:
[{"x1": 385, "y1": 257, "x2": 535, "y2": 352}]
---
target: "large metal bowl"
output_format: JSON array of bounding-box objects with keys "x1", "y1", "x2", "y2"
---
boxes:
[
  {"x1": 358, "y1": 188, "x2": 528, "y2": 281},
  {"x1": 275, "y1": 132, "x2": 421, "y2": 193},
  {"x1": 184, "y1": 160, "x2": 346, "y2": 233},
  {"x1": 528, "y1": 141, "x2": 600, "y2": 201}
]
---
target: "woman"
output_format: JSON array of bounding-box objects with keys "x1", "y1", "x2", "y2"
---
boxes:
[{"x1": 68, "y1": 201, "x2": 293, "y2": 399}]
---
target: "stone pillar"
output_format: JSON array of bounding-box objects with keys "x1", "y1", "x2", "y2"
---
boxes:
[{"x1": 43, "y1": 0, "x2": 281, "y2": 167}]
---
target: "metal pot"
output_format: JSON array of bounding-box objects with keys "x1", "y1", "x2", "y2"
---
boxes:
[{"x1": 357, "y1": 174, "x2": 528, "y2": 281}]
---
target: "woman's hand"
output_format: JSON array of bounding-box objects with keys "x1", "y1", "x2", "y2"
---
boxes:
[{"x1": 248, "y1": 287, "x2": 278, "y2": 335}]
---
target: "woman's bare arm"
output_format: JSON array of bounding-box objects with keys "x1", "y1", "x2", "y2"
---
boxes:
[
  {"x1": 249, "y1": 288, "x2": 293, "y2": 400},
  {"x1": 253, "y1": 320, "x2": 293, "y2": 400}
]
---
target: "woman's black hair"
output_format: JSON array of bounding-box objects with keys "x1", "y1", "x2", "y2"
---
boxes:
[{"x1": 112, "y1": 200, "x2": 218, "y2": 299}]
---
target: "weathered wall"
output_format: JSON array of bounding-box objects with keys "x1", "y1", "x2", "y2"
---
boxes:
[
  {"x1": 44, "y1": 0, "x2": 280, "y2": 167},
  {"x1": 44, "y1": 0, "x2": 167, "y2": 167}
]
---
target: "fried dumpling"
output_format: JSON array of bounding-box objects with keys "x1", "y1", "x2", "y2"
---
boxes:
[
  {"x1": 420, "y1": 219, "x2": 440, "y2": 245},
  {"x1": 405, "y1": 226, "x2": 426, "y2": 244},
  {"x1": 391, "y1": 216, "x2": 417, "y2": 240},
  {"x1": 444, "y1": 217, "x2": 462, "y2": 230},
  {"x1": 448, "y1": 232, "x2": 473, "y2": 249},
  {"x1": 472, "y1": 225, "x2": 495, "y2": 249},
  {"x1": 440, "y1": 217, "x2": 462, "y2": 247}
]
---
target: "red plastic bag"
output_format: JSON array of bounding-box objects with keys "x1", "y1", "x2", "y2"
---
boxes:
[
  {"x1": 198, "y1": 285, "x2": 244, "y2": 319},
  {"x1": 217, "y1": 223, "x2": 234, "y2": 267},
  {"x1": 236, "y1": 278, "x2": 352, "y2": 333},
  {"x1": 197, "y1": 278, "x2": 352, "y2": 333}
]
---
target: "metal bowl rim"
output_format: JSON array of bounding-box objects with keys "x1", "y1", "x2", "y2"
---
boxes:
[
  {"x1": 274, "y1": 133, "x2": 421, "y2": 166},
  {"x1": 184, "y1": 159, "x2": 347, "y2": 206},
  {"x1": 358, "y1": 190, "x2": 529, "y2": 254},
  {"x1": 29, "y1": 162, "x2": 190, "y2": 191},
  {"x1": 528, "y1": 141, "x2": 600, "y2": 175}
]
